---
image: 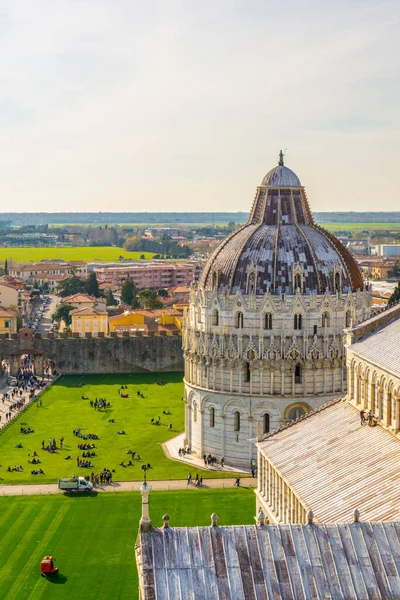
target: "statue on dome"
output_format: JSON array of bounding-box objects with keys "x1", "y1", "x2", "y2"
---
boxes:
[{"x1": 278, "y1": 149, "x2": 284, "y2": 166}]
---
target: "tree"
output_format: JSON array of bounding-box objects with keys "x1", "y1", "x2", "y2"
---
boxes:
[
  {"x1": 138, "y1": 289, "x2": 164, "y2": 309},
  {"x1": 388, "y1": 261, "x2": 400, "y2": 278},
  {"x1": 388, "y1": 282, "x2": 400, "y2": 306},
  {"x1": 4, "y1": 259, "x2": 8, "y2": 275},
  {"x1": 157, "y1": 288, "x2": 168, "y2": 297},
  {"x1": 140, "y1": 254, "x2": 145, "y2": 260},
  {"x1": 106, "y1": 289, "x2": 117, "y2": 306},
  {"x1": 52, "y1": 303, "x2": 76, "y2": 326},
  {"x1": 121, "y1": 278, "x2": 139, "y2": 307},
  {"x1": 57, "y1": 275, "x2": 85, "y2": 297},
  {"x1": 85, "y1": 272, "x2": 100, "y2": 297}
]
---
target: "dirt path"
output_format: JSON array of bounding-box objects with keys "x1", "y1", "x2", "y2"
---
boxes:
[{"x1": 0, "y1": 477, "x2": 257, "y2": 496}]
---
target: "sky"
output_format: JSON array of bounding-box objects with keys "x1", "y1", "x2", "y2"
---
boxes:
[{"x1": 0, "y1": 0, "x2": 399, "y2": 213}]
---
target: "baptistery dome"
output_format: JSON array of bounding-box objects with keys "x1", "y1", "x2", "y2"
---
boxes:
[
  {"x1": 200, "y1": 156, "x2": 363, "y2": 295},
  {"x1": 183, "y1": 153, "x2": 370, "y2": 470}
]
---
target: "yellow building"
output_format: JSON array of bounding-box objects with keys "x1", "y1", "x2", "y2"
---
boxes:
[
  {"x1": 109, "y1": 307, "x2": 185, "y2": 334},
  {"x1": 70, "y1": 307, "x2": 108, "y2": 337},
  {"x1": 0, "y1": 306, "x2": 17, "y2": 338}
]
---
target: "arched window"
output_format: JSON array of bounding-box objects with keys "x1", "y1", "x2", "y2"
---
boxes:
[
  {"x1": 212, "y1": 309, "x2": 219, "y2": 326},
  {"x1": 322, "y1": 312, "x2": 330, "y2": 327},
  {"x1": 210, "y1": 407, "x2": 215, "y2": 428},
  {"x1": 294, "y1": 273, "x2": 302, "y2": 291},
  {"x1": 248, "y1": 272, "x2": 256, "y2": 293},
  {"x1": 235, "y1": 311, "x2": 244, "y2": 329},
  {"x1": 245, "y1": 362, "x2": 251, "y2": 382},
  {"x1": 346, "y1": 310, "x2": 352, "y2": 328},
  {"x1": 234, "y1": 411, "x2": 240, "y2": 432},
  {"x1": 264, "y1": 312, "x2": 272, "y2": 330},
  {"x1": 263, "y1": 413, "x2": 270, "y2": 434},
  {"x1": 295, "y1": 363, "x2": 302, "y2": 384},
  {"x1": 288, "y1": 406, "x2": 306, "y2": 422},
  {"x1": 335, "y1": 272, "x2": 340, "y2": 292},
  {"x1": 212, "y1": 271, "x2": 218, "y2": 290},
  {"x1": 294, "y1": 314, "x2": 302, "y2": 330},
  {"x1": 193, "y1": 403, "x2": 197, "y2": 423}
]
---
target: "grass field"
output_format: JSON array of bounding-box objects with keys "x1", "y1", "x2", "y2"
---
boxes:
[
  {"x1": 0, "y1": 246, "x2": 155, "y2": 263},
  {"x1": 318, "y1": 222, "x2": 400, "y2": 232},
  {"x1": 0, "y1": 373, "x2": 237, "y2": 485},
  {"x1": 0, "y1": 488, "x2": 255, "y2": 600}
]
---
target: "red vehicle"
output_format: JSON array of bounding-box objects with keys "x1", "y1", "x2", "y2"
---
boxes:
[{"x1": 40, "y1": 556, "x2": 58, "y2": 577}]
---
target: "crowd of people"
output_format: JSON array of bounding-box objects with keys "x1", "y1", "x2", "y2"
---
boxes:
[{"x1": 360, "y1": 410, "x2": 379, "y2": 426}]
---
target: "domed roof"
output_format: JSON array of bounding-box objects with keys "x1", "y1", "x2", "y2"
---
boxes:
[
  {"x1": 261, "y1": 165, "x2": 301, "y2": 187},
  {"x1": 200, "y1": 154, "x2": 364, "y2": 295}
]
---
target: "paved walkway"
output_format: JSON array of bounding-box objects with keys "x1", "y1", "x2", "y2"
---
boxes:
[
  {"x1": 164, "y1": 433, "x2": 251, "y2": 474},
  {"x1": 0, "y1": 478, "x2": 257, "y2": 496}
]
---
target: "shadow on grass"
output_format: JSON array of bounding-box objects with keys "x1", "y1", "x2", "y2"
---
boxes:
[
  {"x1": 44, "y1": 571, "x2": 68, "y2": 585},
  {"x1": 62, "y1": 491, "x2": 99, "y2": 498},
  {"x1": 53, "y1": 372, "x2": 184, "y2": 389}
]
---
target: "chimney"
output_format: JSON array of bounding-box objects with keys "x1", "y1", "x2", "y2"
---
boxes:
[{"x1": 139, "y1": 482, "x2": 152, "y2": 532}]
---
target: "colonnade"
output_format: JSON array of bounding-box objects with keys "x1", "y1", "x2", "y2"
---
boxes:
[
  {"x1": 347, "y1": 360, "x2": 400, "y2": 432},
  {"x1": 257, "y1": 453, "x2": 307, "y2": 524}
]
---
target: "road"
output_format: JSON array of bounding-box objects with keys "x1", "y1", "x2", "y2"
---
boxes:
[
  {"x1": 0, "y1": 478, "x2": 257, "y2": 496},
  {"x1": 37, "y1": 294, "x2": 59, "y2": 336}
]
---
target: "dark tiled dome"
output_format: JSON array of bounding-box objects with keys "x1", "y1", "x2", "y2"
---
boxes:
[{"x1": 200, "y1": 158, "x2": 363, "y2": 295}]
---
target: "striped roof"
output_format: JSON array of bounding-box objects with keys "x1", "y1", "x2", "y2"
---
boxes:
[
  {"x1": 350, "y1": 315, "x2": 400, "y2": 377},
  {"x1": 138, "y1": 520, "x2": 400, "y2": 600},
  {"x1": 257, "y1": 400, "x2": 400, "y2": 523}
]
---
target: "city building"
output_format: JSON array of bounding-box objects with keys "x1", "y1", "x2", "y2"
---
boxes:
[
  {"x1": 0, "y1": 306, "x2": 17, "y2": 337},
  {"x1": 183, "y1": 154, "x2": 371, "y2": 469},
  {"x1": 70, "y1": 306, "x2": 108, "y2": 337},
  {"x1": 93, "y1": 262, "x2": 202, "y2": 289},
  {"x1": 62, "y1": 293, "x2": 105, "y2": 311},
  {"x1": 8, "y1": 259, "x2": 87, "y2": 283},
  {"x1": 0, "y1": 282, "x2": 20, "y2": 308},
  {"x1": 109, "y1": 308, "x2": 182, "y2": 335},
  {"x1": 372, "y1": 243, "x2": 400, "y2": 257}
]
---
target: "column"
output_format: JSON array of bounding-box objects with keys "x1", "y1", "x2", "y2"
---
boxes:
[
  {"x1": 221, "y1": 414, "x2": 226, "y2": 458},
  {"x1": 386, "y1": 392, "x2": 392, "y2": 427},
  {"x1": 370, "y1": 382, "x2": 376, "y2": 413},
  {"x1": 281, "y1": 366, "x2": 285, "y2": 396},
  {"x1": 199, "y1": 409, "x2": 204, "y2": 457},
  {"x1": 270, "y1": 371, "x2": 274, "y2": 395}
]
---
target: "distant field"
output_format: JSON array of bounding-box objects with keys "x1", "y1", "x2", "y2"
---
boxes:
[
  {"x1": 0, "y1": 246, "x2": 155, "y2": 263},
  {"x1": 0, "y1": 489, "x2": 255, "y2": 600},
  {"x1": 319, "y1": 222, "x2": 400, "y2": 232},
  {"x1": 47, "y1": 222, "x2": 233, "y2": 228}
]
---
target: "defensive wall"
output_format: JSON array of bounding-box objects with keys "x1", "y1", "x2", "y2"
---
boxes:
[{"x1": 0, "y1": 329, "x2": 183, "y2": 375}]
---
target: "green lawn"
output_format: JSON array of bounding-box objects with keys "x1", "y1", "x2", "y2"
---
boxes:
[
  {"x1": 0, "y1": 374, "x2": 236, "y2": 485},
  {"x1": 0, "y1": 488, "x2": 255, "y2": 600},
  {"x1": 0, "y1": 246, "x2": 155, "y2": 263}
]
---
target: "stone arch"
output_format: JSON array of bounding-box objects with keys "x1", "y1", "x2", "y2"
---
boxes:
[
  {"x1": 222, "y1": 398, "x2": 249, "y2": 417},
  {"x1": 284, "y1": 402, "x2": 311, "y2": 422},
  {"x1": 187, "y1": 390, "x2": 198, "y2": 408},
  {"x1": 201, "y1": 395, "x2": 220, "y2": 411}
]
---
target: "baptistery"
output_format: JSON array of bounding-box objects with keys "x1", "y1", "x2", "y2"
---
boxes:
[{"x1": 182, "y1": 153, "x2": 371, "y2": 468}]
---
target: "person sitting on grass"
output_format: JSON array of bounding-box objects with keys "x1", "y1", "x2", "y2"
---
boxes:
[
  {"x1": 127, "y1": 460, "x2": 133, "y2": 466},
  {"x1": 65, "y1": 455, "x2": 72, "y2": 460},
  {"x1": 117, "y1": 430, "x2": 126, "y2": 435}
]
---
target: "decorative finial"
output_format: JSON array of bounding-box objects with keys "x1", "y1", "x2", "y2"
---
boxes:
[
  {"x1": 279, "y1": 149, "x2": 284, "y2": 166},
  {"x1": 353, "y1": 509, "x2": 360, "y2": 523},
  {"x1": 307, "y1": 510, "x2": 314, "y2": 525},
  {"x1": 257, "y1": 509, "x2": 266, "y2": 526},
  {"x1": 211, "y1": 513, "x2": 219, "y2": 527},
  {"x1": 162, "y1": 514, "x2": 170, "y2": 528}
]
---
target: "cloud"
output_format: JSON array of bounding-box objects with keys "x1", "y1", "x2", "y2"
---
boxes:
[{"x1": 0, "y1": 0, "x2": 399, "y2": 211}]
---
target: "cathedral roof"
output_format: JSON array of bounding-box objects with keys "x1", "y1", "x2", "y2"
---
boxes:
[
  {"x1": 138, "y1": 520, "x2": 400, "y2": 600},
  {"x1": 200, "y1": 154, "x2": 363, "y2": 295},
  {"x1": 257, "y1": 400, "x2": 400, "y2": 522}
]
